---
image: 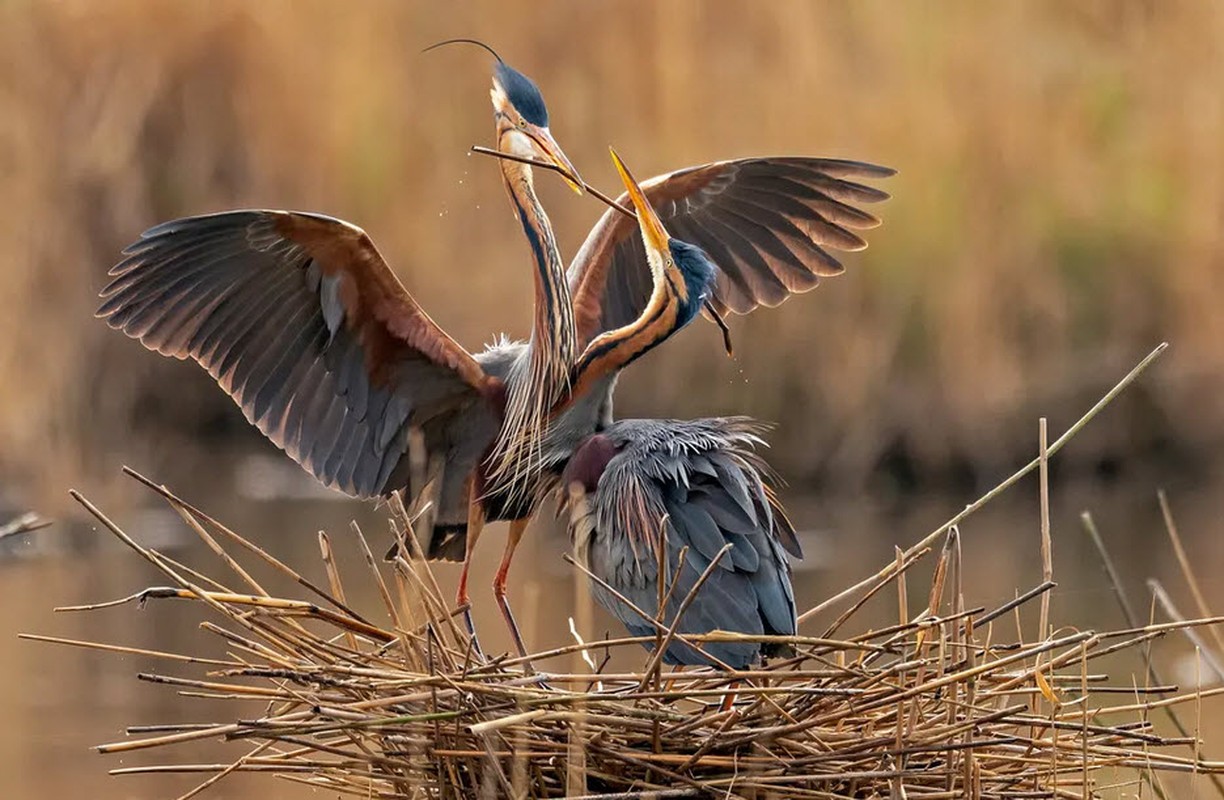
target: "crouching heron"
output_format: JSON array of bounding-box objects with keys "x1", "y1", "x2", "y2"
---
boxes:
[{"x1": 562, "y1": 418, "x2": 798, "y2": 668}]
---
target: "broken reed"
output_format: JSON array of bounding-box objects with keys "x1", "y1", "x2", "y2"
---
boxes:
[{"x1": 28, "y1": 342, "x2": 1224, "y2": 799}]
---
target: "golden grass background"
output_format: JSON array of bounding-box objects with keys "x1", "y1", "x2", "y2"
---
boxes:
[{"x1": 3, "y1": 0, "x2": 1223, "y2": 509}]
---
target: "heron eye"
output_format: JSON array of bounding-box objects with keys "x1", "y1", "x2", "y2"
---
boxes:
[{"x1": 518, "y1": 118, "x2": 527, "y2": 128}]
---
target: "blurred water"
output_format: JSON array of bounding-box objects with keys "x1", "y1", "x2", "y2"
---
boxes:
[{"x1": 4, "y1": 464, "x2": 1224, "y2": 798}]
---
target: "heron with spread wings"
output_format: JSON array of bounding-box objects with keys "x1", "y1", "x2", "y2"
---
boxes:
[
  {"x1": 470, "y1": 149, "x2": 889, "y2": 656},
  {"x1": 98, "y1": 52, "x2": 584, "y2": 638},
  {"x1": 97, "y1": 45, "x2": 890, "y2": 658}
]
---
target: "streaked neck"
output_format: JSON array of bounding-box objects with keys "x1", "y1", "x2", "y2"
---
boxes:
[
  {"x1": 500, "y1": 158, "x2": 575, "y2": 374},
  {"x1": 566, "y1": 275, "x2": 678, "y2": 403},
  {"x1": 485, "y1": 157, "x2": 577, "y2": 492}
]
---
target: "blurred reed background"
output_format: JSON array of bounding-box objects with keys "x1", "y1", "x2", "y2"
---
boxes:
[
  {"x1": 7, "y1": 4, "x2": 1224, "y2": 797},
  {"x1": 2, "y1": 0, "x2": 1222, "y2": 510}
]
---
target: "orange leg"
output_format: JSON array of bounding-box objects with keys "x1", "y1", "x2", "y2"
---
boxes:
[
  {"x1": 664, "y1": 664, "x2": 685, "y2": 692},
  {"x1": 456, "y1": 484, "x2": 486, "y2": 658},
  {"x1": 719, "y1": 679, "x2": 742, "y2": 713},
  {"x1": 493, "y1": 518, "x2": 532, "y2": 664}
]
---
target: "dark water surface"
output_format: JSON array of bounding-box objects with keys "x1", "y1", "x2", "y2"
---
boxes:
[{"x1": 5, "y1": 461, "x2": 1224, "y2": 798}]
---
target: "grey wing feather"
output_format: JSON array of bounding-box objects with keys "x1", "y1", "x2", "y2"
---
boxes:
[
  {"x1": 98, "y1": 210, "x2": 493, "y2": 501},
  {"x1": 569, "y1": 157, "x2": 894, "y2": 345},
  {"x1": 579, "y1": 417, "x2": 799, "y2": 668},
  {"x1": 663, "y1": 499, "x2": 734, "y2": 573}
]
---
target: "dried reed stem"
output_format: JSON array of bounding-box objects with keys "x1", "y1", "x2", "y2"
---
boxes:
[{"x1": 26, "y1": 342, "x2": 1219, "y2": 799}]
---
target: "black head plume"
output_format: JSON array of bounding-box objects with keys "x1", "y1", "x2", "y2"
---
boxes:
[
  {"x1": 423, "y1": 37, "x2": 549, "y2": 127},
  {"x1": 422, "y1": 38, "x2": 505, "y2": 63}
]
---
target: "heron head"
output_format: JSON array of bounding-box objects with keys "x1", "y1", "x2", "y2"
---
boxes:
[
  {"x1": 423, "y1": 38, "x2": 583, "y2": 193},
  {"x1": 611, "y1": 149, "x2": 718, "y2": 327},
  {"x1": 666, "y1": 240, "x2": 718, "y2": 326},
  {"x1": 490, "y1": 62, "x2": 584, "y2": 194}
]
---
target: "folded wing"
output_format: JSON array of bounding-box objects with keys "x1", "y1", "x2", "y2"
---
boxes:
[{"x1": 582, "y1": 418, "x2": 800, "y2": 667}]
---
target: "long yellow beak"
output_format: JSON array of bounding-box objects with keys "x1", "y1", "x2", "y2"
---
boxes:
[
  {"x1": 530, "y1": 125, "x2": 585, "y2": 195},
  {"x1": 610, "y1": 148, "x2": 668, "y2": 255}
]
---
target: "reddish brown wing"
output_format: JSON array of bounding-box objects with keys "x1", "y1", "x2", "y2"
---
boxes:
[
  {"x1": 568, "y1": 157, "x2": 894, "y2": 347},
  {"x1": 98, "y1": 210, "x2": 495, "y2": 498}
]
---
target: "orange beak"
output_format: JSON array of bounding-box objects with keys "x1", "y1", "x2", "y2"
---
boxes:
[
  {"x1": 527, "y1": 124, "x2": 585, "y2": 194},
  {"x1": 610, "y1": 147, "x2": 669, "y2": 255}
]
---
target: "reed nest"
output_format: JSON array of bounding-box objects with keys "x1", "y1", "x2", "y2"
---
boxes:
[{"x1": 28, "y1": 343, "x2": 1224, "y2": 799}]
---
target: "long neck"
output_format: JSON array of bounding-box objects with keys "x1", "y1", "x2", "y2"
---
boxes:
[
  {"x1": 485, "y1": 157, "x2": 577, "y2": 493},
  {"x1": 500, "y1": 158, "x2": 575, "y2": 373},
  {"x1": 565, "y1": 272, "x2": 680, "y2": 404}
]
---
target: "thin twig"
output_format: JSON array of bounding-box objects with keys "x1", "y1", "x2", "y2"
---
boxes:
[
  {"x1": 470, "y1": 145, "x2": 636, "y2": 218},
  {"x1": 801, "y1": 342, "x2": 1167, "y2": 624}
]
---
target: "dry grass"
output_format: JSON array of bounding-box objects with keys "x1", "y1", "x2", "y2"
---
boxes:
[
  {"x1": 3, "y1": 2, "x2": 1224, "y2": 506},
  {"x1": 26, "y1": 342, "x2": 1224, "y2": 798}
]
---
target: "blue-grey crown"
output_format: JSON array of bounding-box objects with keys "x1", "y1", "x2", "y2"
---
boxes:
[
  {"x1": 668, "y1": 240, "x2": 718, "y2": 323},
  {"x1": 495, "y1": 62, "x2": 549, "y2": 127}
]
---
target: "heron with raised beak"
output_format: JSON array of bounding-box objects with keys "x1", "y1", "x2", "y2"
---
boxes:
[
  {"x1": 559, "y1": 153, "x2": 800, "y2": 669},
  {"x1": 97, "y1": 42, "x2": 890, "y2": 660}
]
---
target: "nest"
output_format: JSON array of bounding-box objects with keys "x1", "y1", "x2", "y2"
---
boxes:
[{"x1": 28, "y1": 343, "x2": 1224, "y2": 798}]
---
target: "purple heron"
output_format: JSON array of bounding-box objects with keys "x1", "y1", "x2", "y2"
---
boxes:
[{"x1": 97, "y1": 46, "x2": 889, "y2": 658}]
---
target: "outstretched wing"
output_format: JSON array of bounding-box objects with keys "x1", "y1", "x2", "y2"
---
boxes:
[
  {"x1": 98, "y1": 210, "x2": 497, "y2": 498},
  {"x1": 568, "y1": 157, "x2": 894, "y2": 347}
]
